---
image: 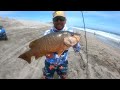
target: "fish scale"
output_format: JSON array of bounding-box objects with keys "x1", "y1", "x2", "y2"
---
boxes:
[{"x1": 18, "y1": 31, "x2": 80, "y2": 63}]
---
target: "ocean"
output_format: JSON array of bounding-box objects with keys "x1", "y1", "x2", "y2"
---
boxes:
[{"x1": 72, "y1": 27, "x2": 120, "y2": 50}]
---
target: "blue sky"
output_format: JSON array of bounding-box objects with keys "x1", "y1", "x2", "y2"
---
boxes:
[{"x1": 0, "y1": 11, "x2": 120, "y2": 34}]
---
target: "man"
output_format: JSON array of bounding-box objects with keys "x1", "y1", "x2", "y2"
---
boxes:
[{"x1": 42, "y1": 11, "x2": 81, "y2": 79}]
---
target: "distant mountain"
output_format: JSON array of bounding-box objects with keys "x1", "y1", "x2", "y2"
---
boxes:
[
  {"x1": 0, "y1": 17, "x2": 52, "y2": 29},
  {"x1": 0, "y1": 17, "x2": 24, "y2": 28},
  {"x1": 47, "y1": 22, "x2": 53, "y2": 25}
]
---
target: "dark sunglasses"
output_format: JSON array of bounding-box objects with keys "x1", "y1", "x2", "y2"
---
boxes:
[{"x1": 53, "y1": 16, "x2": 66, "y2": 22}]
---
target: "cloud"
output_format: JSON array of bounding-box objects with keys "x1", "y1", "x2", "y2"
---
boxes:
[{"x1": 0, "y1": 11, "x2": 17, "y2": 15}]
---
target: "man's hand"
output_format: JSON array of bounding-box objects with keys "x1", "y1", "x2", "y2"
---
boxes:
[{"x1": 73, "y1": 43, "x2": 81, "y2": 53}]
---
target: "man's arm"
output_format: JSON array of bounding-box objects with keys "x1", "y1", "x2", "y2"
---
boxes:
[{"x1": 67, "y1": 28, "x2": 81, "y2": 52}]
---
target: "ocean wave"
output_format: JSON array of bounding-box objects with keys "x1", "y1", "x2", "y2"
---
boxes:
[{"x1": 72, "y1": 27, "x2": 120, "y2": 43}]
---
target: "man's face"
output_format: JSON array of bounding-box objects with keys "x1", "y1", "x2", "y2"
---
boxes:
[{"x1": 53, "y1": 16, "x2": 66, "y2": 30}]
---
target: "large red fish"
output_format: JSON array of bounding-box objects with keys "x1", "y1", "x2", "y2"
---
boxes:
[{"x1": 18, "y1": 31, "x2": 80, "y2": 63}]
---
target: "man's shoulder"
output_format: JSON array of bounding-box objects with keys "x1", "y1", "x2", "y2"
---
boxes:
[{"x1": 44, "y1": 29, "x2": 52, "y2": 35}]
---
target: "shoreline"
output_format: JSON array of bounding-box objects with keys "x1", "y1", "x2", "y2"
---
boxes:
[
  {"x1": 73, "y1": 27, "x2": 120, "y2": 52},
  {"x1": 96, "y1": 34, "x2": 120, "y2": 51},
  {"x1": 72, "y1": 27, "x2": 120, "y2": 43},
  {"x1": 72, "y1": 26, "x2": 120, "y2": 36}
]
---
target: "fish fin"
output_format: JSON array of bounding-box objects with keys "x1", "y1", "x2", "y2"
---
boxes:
[
  {"x1": 57, "y1": 50, "x2": 64, "y2": 57},
  {"x1": 18, "y1": 50, "x2": 33, "y2": 64}
]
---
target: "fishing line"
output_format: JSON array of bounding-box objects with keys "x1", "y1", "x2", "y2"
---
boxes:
[{"x1": 81, "y1": 11, "x2": 89, "y2": 79}]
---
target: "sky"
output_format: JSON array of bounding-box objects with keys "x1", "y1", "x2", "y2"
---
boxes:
[{"x1": 0, "y1": 11, "x2": 120, "y2": 35}]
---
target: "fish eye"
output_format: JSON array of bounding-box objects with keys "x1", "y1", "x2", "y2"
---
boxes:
[{"x1": 71, "y1": 32, "x2": 74, "y2": 36}]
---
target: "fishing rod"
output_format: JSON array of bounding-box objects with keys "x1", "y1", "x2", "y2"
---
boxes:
[{"x1": 81, "y1": 11, "x2": 89, "y2": 79}]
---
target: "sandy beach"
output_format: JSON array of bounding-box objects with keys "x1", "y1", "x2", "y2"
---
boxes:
[
  {"x1": 0, "y1": 17, "x2": 120, "y2": 79},
  {"x1": 75, "y1": 29, "x2": 120, "y2": 79}
]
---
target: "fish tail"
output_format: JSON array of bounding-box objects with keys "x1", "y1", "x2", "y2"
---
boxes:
[{"x1": 18, "y1": 50, "x2": 33, "y2": 63}]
